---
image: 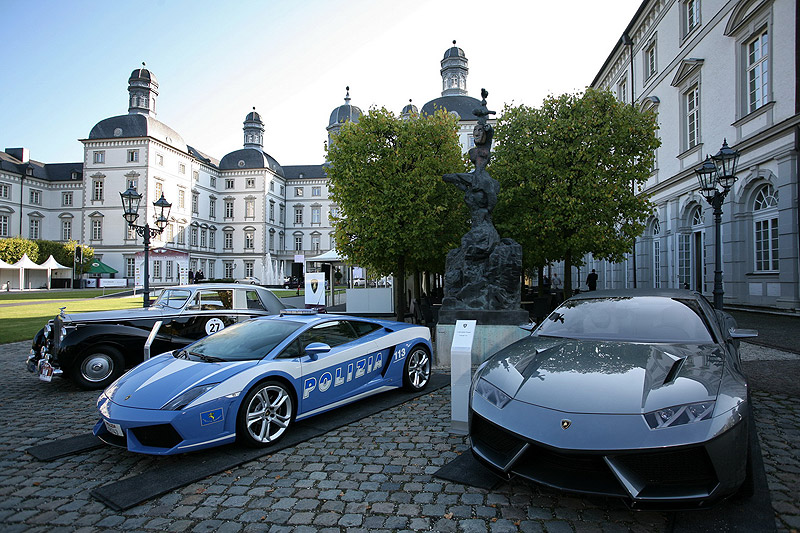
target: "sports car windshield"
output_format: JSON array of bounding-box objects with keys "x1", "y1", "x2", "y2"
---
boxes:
[
  {"x1": 536, "y1": 296, "x2": 714, "y2": 344},
  {"x1": 185, "y1": 319, "x2": 303, "y2": 361}
]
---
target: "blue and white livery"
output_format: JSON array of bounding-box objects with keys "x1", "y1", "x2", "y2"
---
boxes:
[{"x1": 94, "y1": 311, "x2": 432, "y2": 455}]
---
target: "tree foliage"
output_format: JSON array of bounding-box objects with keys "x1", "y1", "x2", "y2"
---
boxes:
[
  {"x1": 0, "y1": 237, "x2": 39, "y2": 263},
  {"x1": 0, "y1": 238, "x2": 93, "y2": 271},
  {"x1": 492, "y1": 89, "x2": 660, "y2": 296},
  {"x1": 325, "y1": 107, "x2": 467, "y2": 319}
]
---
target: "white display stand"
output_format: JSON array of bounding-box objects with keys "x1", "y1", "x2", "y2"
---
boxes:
[
  {"x1": 450, "y1": 319, "x2": 476, "y2": 435},
  {"x1": 304, "y1": 273, "x2": 326, "y2": 307}
]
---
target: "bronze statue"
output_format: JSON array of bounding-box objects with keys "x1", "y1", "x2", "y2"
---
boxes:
[{"x1": 441, "y1": 89, "x2": 522, "y2": 311}]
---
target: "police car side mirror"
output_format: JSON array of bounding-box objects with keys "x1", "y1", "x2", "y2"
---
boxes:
[{"x1": 305, "y1": 342, "x2": 331, "y2": 360}]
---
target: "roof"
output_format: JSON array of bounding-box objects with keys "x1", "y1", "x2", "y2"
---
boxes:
[
  {"x1": 218, "y1": 148, "x2": 284, "y2": 176},
  {"x1": 590, "y1": 0, "x2": 650, "y2": 88},
  {"x1": 0, "y1": 151, "x2": 82, "y2": 182},
  {"x1": 443, "y1": 44, "x2": 466, "y2": 60},
  {"x1": 282, "y1": 165, "x2": 326, "y2": 179},
  {"x1": 421, "y1": 95, "x2": 482, "y2": 121},
  {"x1": 129, "y1": 66, "x2": 157, "y2": 85},
  {"x1": 187, "y1": 146, "x2": 220, "y2": 167},
  {"x1": 328, "y1": 103, "x2": 362, "y2": 127},
  {"x1": 88, "y1": 114, "x2": 187, "y2": 152}
]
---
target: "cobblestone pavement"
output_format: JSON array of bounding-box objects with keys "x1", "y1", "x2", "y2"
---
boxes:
[{"x1": 0, "y1": 340, "x2": 797, "y2": 532}]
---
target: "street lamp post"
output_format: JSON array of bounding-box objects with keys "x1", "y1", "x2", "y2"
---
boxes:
[
  {"x1": 694, "y1": 140, "x2": 740, "y2": 310},
  {"x1": 120, "y1": 187, "x2": 172, "y2": 308}
]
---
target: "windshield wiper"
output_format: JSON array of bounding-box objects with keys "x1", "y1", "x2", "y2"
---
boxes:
[
  {"x1": 189, "y1": 352, "x2": 226, "y2": 363},
  {"x1": 174, "y1": 349, "x2": 189, "y2": 359}
]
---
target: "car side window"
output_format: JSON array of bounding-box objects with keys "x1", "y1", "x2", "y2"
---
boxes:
[
  {"x1": 298, "y1": 320, "x2": 358, "y2": 350},
  {"x1": 277, "y1": 338, "x2": 303, "y2": 359},
  {"x1": 245, "y1": 290, "x2": 266, "y2": 311},
  {"x1": 349, "y1": 320, "x2": 381, "y2": 338},
  {"x1": 188, "y1": 289, "x2": 234, "y2": 311}
]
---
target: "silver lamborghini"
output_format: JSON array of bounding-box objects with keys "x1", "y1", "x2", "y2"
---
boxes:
[{"x1": 469, "y1": 289, "x2": 757, "y2": 509}]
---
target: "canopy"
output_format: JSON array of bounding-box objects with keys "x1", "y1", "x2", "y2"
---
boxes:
[
  {"x1": 86, "y1": 259, "x2": 118, "y2": 274},
  {"x1": 40, "y1": 255, "x2": 71, "y2": 270},
  {"x1": 310, "y1": 249, "x2": 343, "y2": 262}
]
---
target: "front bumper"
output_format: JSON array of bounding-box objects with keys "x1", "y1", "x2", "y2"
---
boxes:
[
  {"x1": 469, "y1": 396, "x2": 749, "y2": 509},
  {"x1": 94, "y1": 394, "x2": 239, "y2": 455}
]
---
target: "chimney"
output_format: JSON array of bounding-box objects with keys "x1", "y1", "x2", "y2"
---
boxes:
[{"x1": 5, "y1": 148, "x2": 30, "y2": 163}]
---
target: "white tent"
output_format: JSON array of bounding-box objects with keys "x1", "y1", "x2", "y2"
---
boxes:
[
  {"x1": 0, "y1": 258, "x2": 16, "y2": 291},
  {"x1": 40, "y1": 255, "x2": 72, "y2": 289},
  {"x1": 12, "y1": 254, "x2": 48, "y2": 290},
  {"x1": 310, "y1": 249, "x2": 343, "y2": 262},
  {"x1": 3, "y1": 254, "x2": 71, "y2": 290}
]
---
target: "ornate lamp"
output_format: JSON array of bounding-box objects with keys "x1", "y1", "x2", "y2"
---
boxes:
[
  {"x1": 119, "y1": 187, "x2": 142, "y2": 225},
  {"x1": 711, "y1": 139, "x2": 740, "y2": 190}
]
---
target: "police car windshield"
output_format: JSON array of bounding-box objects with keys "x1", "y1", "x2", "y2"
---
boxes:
[
  {"x1": 188, "y1": 319, "x2": 303, "y2": 361},
  {"x1": 154, "y1": 289, "x2": 191, "y2": 309}
]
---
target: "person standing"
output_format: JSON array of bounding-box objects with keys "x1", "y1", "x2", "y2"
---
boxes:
[
  {"x1": 551, "y1": 272, "x2": 563, "y2": 291},
  {"x1": 586, "y1": 269, "x2": 598, "y2": 291}
]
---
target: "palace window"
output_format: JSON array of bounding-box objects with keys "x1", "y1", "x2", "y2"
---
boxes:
[
  {"x1": 0, "y1": 215, "x2": 8, "y2": 237},
  {"x1": 225, "y1": 199, "x2": 234, "y2": 218},
  {"x1": 178, "y1": 189, "x2": 185, "y2": 209},
  {"x1": 312, "y1": 206, "x2": 321, "y2": 224},
  {"x1": 92, "y1": 180, "x2": 103, "y2": 201},
  {"x1": 93, "y1": 151, "x2": 105, "y2": 164},
  {"x1": 91, "y1": 219, "x2": 102, "y2": 241},
  {"x1": 224, "y1": 230, "x2": 233, "y2": 249},
  {"x1": 62, "y1": 219, "x2": 72, "y2": 241},
  {"x1": 62, "y1": 192, "x2": 73, "y2": 206},
  {"x1": 0, "y1": 183, "x2": 9, "y2": 199},
  {"x1": 126, "y1": 258, "x2": 135, "y2": 278},
  {"x1": 312, "y1": 186, "x2": 321, "y2": 197},
  {"x1": 245, "y1": 198, "x2": 255, "y2": 218},
  {"x1": 30, "y1": 189, "x2": 42, "y2": 205},
  {"x1": 644, "y1": 39, "x2": 657, "y2": 80},
  {"x1": 127, "y1": 150, "x2": 139, "y2": 163},
  {"x1": 192, "y1": 192, "x2": 199, "y2": 214},
  {"x1": 753, "y1": 184, "x2": 779, "y2": 272},
  {"x1": 685, "y1": 85, "x2": 700, "y2": 149},
  {"x1": 246, "y1": 178, "x2": 255, "y2": 188},
  {"x1": 294, "y1": 235, "x2": 303, "y2": 251},
  {"x1": 225, "y1": 179, "x2": 234, "y2": 189},
  {"x1": 294, "y1": 206, "x2": 303, "y2": 225},
  {"x1": 746, "y1": 28, "x2": 769, "y2": 113},
  {"x1": 244, "y1": 229, "x2": 255, "y2": 250}
]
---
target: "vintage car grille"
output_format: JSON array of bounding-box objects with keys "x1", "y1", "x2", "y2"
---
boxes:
[
  {"x1": 130, "y1": 424, "x2": 183, "y2": 449},
  {"x1": 52, "y1": 316, "x2": 62, "y2": 353}
]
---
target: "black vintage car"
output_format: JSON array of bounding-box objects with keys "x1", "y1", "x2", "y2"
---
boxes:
[{"x1": 27, "y1": 284, "x2": 286, "y2": 389}]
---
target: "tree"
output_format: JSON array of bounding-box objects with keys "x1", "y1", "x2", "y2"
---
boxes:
[
  {"x1": 325, "y1": 107, "x2": 467, "y2": 320},
  {"x1": 36, "y1": 240, "x2": 94, "y2": 273},
  {"x1": 492, "y1": 89, "x2": 660, "y2": 298},
  {"x1": 0, "y1": 237, "x2": 39, "y2": 263}
]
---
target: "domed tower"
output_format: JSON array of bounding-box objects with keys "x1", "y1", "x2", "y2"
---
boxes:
[
  {"x1": 327, "y1": 87, "x2": 362, "y2": 148},
  {"x1": 400, "y1": 99, "x2": 418, "y2": 120},
  {"x1": 441, "y1": 40, "x2": 468, "y2": 97},
  {"x1": 243, "y1": 107, "x2": 265, "y2": 150},
  {"x1": 128, "y1": 62, "x2": 159, "y2": 117}
]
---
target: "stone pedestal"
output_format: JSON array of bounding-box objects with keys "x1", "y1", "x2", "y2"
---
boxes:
[{"x1": 434, "y1": 309, "x2": 530, "y2": 368}]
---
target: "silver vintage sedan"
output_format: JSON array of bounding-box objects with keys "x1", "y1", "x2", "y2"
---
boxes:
[{"x1": 469, "y1": 289, "x2": 757, "y2": 509}]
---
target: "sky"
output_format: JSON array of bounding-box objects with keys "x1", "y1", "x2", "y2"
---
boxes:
[{"x1": 0, "y1": 0, "x2": 643, "y2": 167}]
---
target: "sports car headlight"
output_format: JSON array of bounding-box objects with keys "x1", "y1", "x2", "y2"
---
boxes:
[
  {"x1": 161, "y1": 383, "x2": 219, "y2": 411},
  {"x1": 474, "y1": 378, "x2": 512, "y2": 409},
  {"x1": 644, "y1": 401, "x2": 716, "y2": 429}
]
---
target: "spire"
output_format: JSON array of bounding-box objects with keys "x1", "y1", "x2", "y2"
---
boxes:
[
  {"x1": 243, "y1": 107, "x2": 265, "y2": 150},
  {"x1": 441, "y1": 40, "x2": 468, "y2": 97},
  {"x1": 128, "y1": 62, "x2": 159, "y2": 117}
]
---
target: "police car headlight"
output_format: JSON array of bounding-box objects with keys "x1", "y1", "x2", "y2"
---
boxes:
[
  {"x1": 474, "y1": 378, "x2": 512, "y2": 409},
  {"x1": 161, "y1": 383, "x2": 219, "y2": 411}
]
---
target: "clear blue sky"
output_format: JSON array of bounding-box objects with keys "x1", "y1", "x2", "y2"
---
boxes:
[{"x1": 1, "y1": 0, "x2": 642, "y2": 166}]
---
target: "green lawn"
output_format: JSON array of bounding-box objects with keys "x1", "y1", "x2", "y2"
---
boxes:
[
  {"x1": 0, "y1": 296, "x2": 141, "y2": 345},
  {"x1": 0, "y1": 289, "x2": 128, "y2": 303}
]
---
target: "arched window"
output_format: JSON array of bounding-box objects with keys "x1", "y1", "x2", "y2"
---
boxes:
[
  {"x1": 753, "y1": 184, "x2": 778, "y2": 272},
  {"x1": 652, "y1": 219, "x2": 661, "y2": 288}
]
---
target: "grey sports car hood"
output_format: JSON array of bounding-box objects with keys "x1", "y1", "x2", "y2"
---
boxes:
[{"x1": 478, "y1": 336, "x2": 726, "y2": 415}]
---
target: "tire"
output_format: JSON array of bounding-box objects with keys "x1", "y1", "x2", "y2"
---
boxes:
[
  {"x1": 237, "y1": 380, "x2": 295, "y2": 447},
  {"x1": 402, "y1": 345, "x2": 431, "y2": 391},
  {"x1": 71, "y1": 346, "x2": 124, "y2": 390}
]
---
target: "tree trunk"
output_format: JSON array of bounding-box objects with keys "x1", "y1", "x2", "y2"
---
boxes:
[
  {"x1": 563, "y1": 250, "x2": 573, "y2": 300},
  {"x1": 537, "y1": 266, "x2": 545, "y2": 297},
  {"x1": 395, "y1": 255, "x2": 407, "y2": 322}
]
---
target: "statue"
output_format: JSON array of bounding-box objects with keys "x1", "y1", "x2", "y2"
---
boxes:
[{"x1": 442, "y1": 89, "x2": 522, "y2": 311}]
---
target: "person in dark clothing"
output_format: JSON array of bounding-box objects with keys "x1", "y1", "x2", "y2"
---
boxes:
[
  {"x1": 188, "y1": 270, "x2": 194, "y2": 284},
  {"x1": 587, "y1": 269, "x2": 598, "y2": 291}
]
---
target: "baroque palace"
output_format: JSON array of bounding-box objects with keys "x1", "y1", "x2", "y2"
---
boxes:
[
  {"x1": 585, "y1": 0, "x2": 798, "y2": 311},
  {"x1": 0, "y1": 43, "x2": 484, "y2": 287}
]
